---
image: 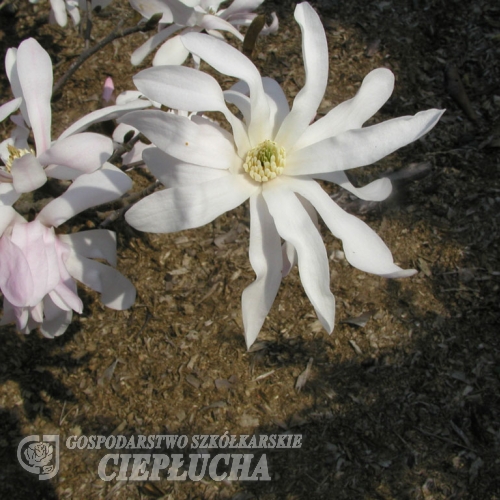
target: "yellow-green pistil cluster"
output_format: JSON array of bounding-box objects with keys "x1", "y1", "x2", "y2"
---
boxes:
[
  {"x1": 4, "y1": 144, "x2": 35, "y2": 173},
  {"x1": 243, "y1": 140, "x2": 286, "y2": 183}
]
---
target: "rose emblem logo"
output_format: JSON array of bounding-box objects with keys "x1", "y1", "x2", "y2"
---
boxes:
[
  {"x1": 17, "y1": 435, "x2": 59, "y2": 480},
  {"x1": 25, "y1": 442, "x2": 54, "y2": 467}
]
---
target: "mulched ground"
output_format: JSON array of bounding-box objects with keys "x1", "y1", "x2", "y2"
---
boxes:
[{"x1": 1, "y1": 0, "x2": 499, "y2": 498}]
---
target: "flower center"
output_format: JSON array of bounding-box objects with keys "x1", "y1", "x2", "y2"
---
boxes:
[
  {"x1": 4, "y1": 144, "x2": 34, "y2": 173},
  {"x1": 243, "y1": 140, "x2": 286, "y2": 183}
]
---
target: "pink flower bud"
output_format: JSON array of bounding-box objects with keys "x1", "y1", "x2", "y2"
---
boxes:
[{"x1": 102, "y1": 76, "x2": 115, "y2": 103}]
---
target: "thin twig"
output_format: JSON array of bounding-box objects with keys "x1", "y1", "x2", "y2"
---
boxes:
[
  {"x1": 107, "y1": 133, "x2": 143, "y2": 165},
  {"x1": 121, "y1": 160, "x2": 145, "y2": 171},
  {"x1": 53, "y1": 14, "x2": 162, "y2": 97},
  {"x1": 99, "y1": 180, "x2": 161, "y2": 228},
  {"x1": 85, "y1": 0, "x2": 93, "y2": 50}
]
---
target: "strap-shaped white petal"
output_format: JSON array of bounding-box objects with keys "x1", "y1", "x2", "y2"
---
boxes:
[
  {"x1": 131, "y1": 24, "x2": 182, "y2": 66},
  {"x1": 275, "y1": 3, "x2": 328, "y2": 150},
  {"x1": 287, "y1": 109, "x2": 444, "y2": 176},
  {"x1": 181, "y1": 32, "x2": 270, "y2": 144},
  {"x1": 120, "y1": 110, "x2": 239, "y2": 169},
  {"x1": 59, "y1": 99, "x2": 151, "y2": 140},
  {"x1": 126, "y1": 174, "x2": 256, "y2": 233},
  {"x1": 242, "y1": 191, "x2": 283, "y2": 348},
  {"x1": 143, "y1": 147, "x2": 229, "y2": 188},
  {"x1": 199, "y1": 14, "x2": 245, "y2": 41},
  {"x1": 153, "y1": 34, "x2": 191, "y2": 66},
  {"x1": 315, "y1": 171, "x2": 392, "y2": 201},
  {"x1": 294, "y1": 68, "x2": 395, "y2": 151},
  {"x1": 262, "y1": 179, "x2": 335, "y2": 332},
  {"x1": 285, "y1": 176, "x2": 416, "y2": 278}
]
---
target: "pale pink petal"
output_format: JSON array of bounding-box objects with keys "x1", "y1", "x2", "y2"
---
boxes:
[
  {"x1": 65, "y1": 253, "x2": 136, "y2": 310},
  {"x1": 11, "y1": 154, "x2": 47, "y2": 193},
  {"x1": 9, "y1": 221, "x2": 61, "y2": 305},
  {"x1": 59, "y1": 229, "x2": 117, "y2": 266},
  {"x1": 40, "y1": 295, "x2": 73, "y2": 338},
  {"x1": 0, "y1": 299, "x2": 30, "y2": 331},
  {"x1": 17, "y1": 39, "x2": 53, "y2": 154},
  {"x1": 0, "y1": 236, "x2": 34, "y2": 307},
  {"x1": 38, "y1": 133, "x2": 113, "y2": 174},
  {"x1": 37, "y1": 166, "x2": 132, "y2": 227},
  {"x1": 0, "y1": 184, "x2": 21, "y2": 207},
  {"x1": 0, "y1": 98, "x2": 22, "y2": 122},
  {"x1": 0, "y1": 205, "x2": 25, "y2": 235}
]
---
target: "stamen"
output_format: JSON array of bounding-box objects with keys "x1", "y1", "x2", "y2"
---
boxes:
[
  {"x1": 4, "y1": 144, "x2": 35, "y2": 173},
  {"x1": 243, "y1": 140, "x2": 286, "y2": 183}
]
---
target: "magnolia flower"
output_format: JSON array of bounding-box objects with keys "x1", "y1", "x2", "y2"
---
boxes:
[
  {"x1": 29, "y1": 0, "x2": 113, "y2": 27},
  {"x1": 0, "y1": 39, "x2": 152, "y2": 206},
  {"x1": 0, "y1": 164, "x2": 135, "y2": 337},
  {"x1": 0, "y1": 38, "x2": 114, "y2": 204},
  {"x1": 130, "y1": 0, "x2": 278, "y2": 66},
  {"x1": 122, "y1": 2, "x2": 443, "y2": 348}
]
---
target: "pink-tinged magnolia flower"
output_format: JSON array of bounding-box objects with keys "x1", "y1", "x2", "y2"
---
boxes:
[
  {"x1": 122, "y1": 2, "x2": 443, "y2": 348},
  {"x1": 1, "y1": 38, "x2": 114, "y2": 202},
  {"x1": 0, "y1": 164, "x2": 136, "y2": 337},
  {"x1": 130, "y1": 0, "x2": 278, "y2": 67},
  {"x1": 1, "y1": 39, "x2": 152, "y2": 207}
]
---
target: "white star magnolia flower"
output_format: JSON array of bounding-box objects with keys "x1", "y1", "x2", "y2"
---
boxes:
[
  {"x1": 0, "y1": 164, "x2": 136, "y2": 337},
  {"x1": 130, "y1": 0, "x2": 278, "y2": 67},
  {"x1": 0, "y1": 38, "x2": 151, "y2": 207},
  {"x1": 29, "y1": 0, "x2": 113, "y2": 27},
  {"x1": 122, "y1": 1, "x2": 444, "y2": 348}
]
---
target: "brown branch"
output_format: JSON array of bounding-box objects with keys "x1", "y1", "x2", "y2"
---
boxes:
[
  {"x1": 107, "y1": 133, "x2": 143, "y2": 165},
  {"x1": 53, "y1": 14, "x2": 162, "y2": 97},
  {"x1": 99, "y1": 180, "x2": 161, "y2": 228}
]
